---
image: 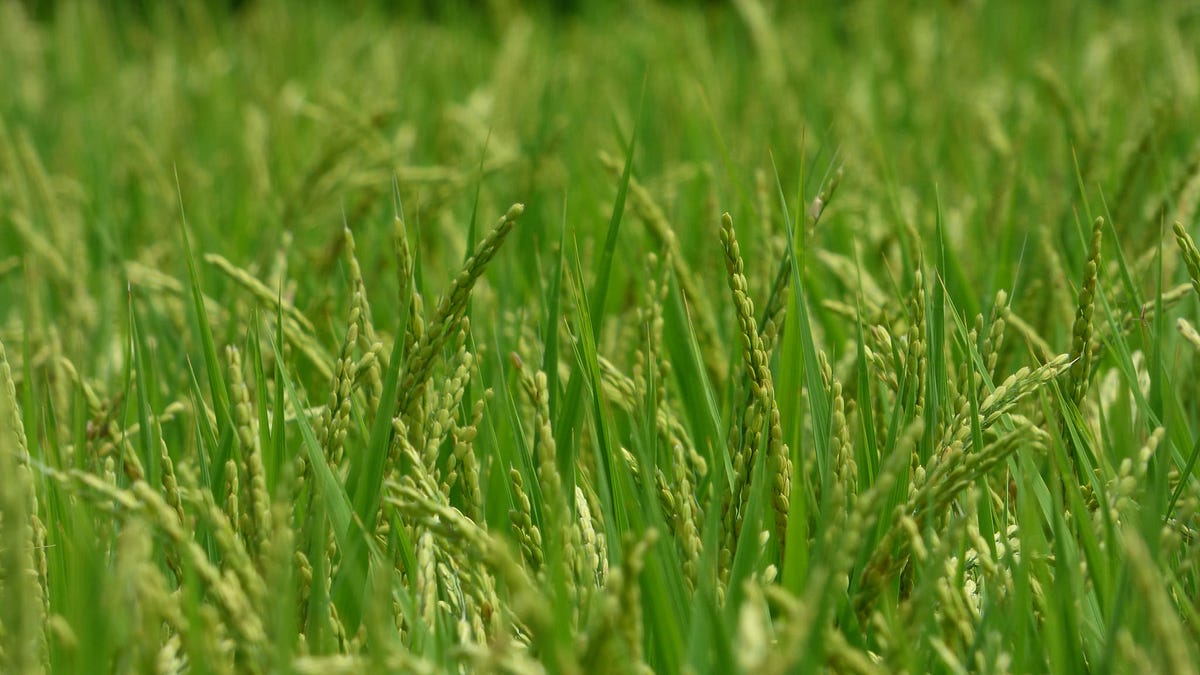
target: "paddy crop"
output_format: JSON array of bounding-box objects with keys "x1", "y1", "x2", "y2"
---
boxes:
[{"x1": 2, "y1": 1, "x2": 1200, "y2": 672}]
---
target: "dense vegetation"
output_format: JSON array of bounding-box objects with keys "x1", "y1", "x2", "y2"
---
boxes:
[{"x1": 3, "y1": 1, "x2": 1200, "y2": 672}]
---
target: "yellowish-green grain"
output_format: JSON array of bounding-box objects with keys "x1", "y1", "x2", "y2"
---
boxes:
[
  {"x1": 1068, "y1": 217, "x2": 1104, "y2": 406},
  {"x1": 718, "y1": 212, "x2": 792, "y2": 568}
]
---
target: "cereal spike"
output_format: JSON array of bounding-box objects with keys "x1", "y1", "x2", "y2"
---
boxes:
[
  {"x1": 342, "y1": 224, "x2": 377, "y2": 347},
  {"x1": 0, "y1": 339, "x2": 29, "y2": 457},
  {"x1": 1173, "y1": 221, "x2": 1200, "y2": 299},
  {"x1": 1178, "y1": 318, "x2": 1200, "y2": 351},
  {"x1": 1122, "y1": 530, "x2": 1198, "y2": 675},
  {"x1": 908, "y1": 265, "x2": 928, "y2": 417},
  {"x1": 394, "y1": 208, "x2": 426, "y2": 353},
  {"x1": 508, "y1": 468, "x2": 544, "y2": 570},
  {"x1": 320, "y1": 293, "x2": 362, "y2": 467},
  {"x1": 1069, "y1": 217, "x2": 1104, "y2": 406},
  {"x1": 0, "y1": 339, "x2": 46, "y2": 672},
  {"x1": 206, "y1": 253, "x2": 316, "y2": 334},
  {"x1": 718, "y1": 212, "x2": 792, "y2": 578},
  {"x1": 396, "y1": 204, "x2": 523, "y2": 423}
]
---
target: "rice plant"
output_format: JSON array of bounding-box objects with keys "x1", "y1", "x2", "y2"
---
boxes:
[{"x1": 2, "y1": 1, "x2": 1200, "y2": 672}]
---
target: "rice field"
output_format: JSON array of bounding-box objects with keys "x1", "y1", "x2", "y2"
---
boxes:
[{"x1": 2, "y1": 1, "x2": 1200, "y2": 672}]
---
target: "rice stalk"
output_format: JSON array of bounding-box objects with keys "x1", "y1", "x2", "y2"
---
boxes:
[
  {"x1": 1067, "y1": 217, "x2": 1104, "y2": 407},
  {"x1": 396, "y1": 203, "x2": 523, "y2": 422},
  {"x1": 718, "y1": 212, "x2": 792, "y2": 576},
  {"x1": 1174, "y1": 221, "x2": 1200, "y2": 299}
]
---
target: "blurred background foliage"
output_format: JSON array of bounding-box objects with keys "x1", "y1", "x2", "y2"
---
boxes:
[{"x1": 2, "y1": 0, "x2": 1198, "y2": 388}]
